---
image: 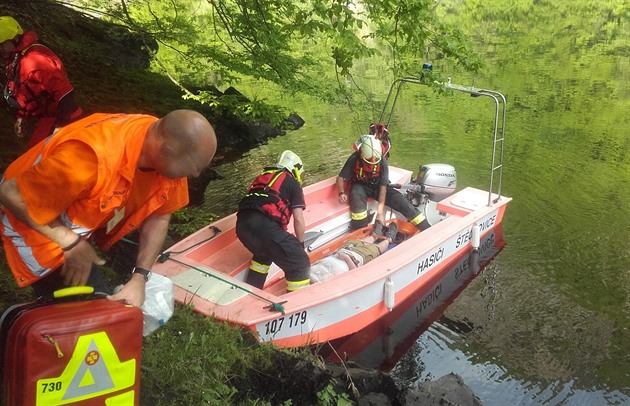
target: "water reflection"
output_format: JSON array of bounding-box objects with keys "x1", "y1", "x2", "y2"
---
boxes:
[
  {"x1": 317, "y1": 225, "x2": 506, "y2": 372},
  {"x1": 406, "y1": 323, "x2": 629, "y2": 406}
]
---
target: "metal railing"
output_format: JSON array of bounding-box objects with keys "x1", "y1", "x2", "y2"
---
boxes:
[{"x1": 378, "y1": 74, "x2": 507, "y2": 206}]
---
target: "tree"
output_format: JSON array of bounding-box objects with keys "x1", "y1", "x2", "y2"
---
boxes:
[{"x1": 61, "y1": 0, "x2": 482, "y2": 121}]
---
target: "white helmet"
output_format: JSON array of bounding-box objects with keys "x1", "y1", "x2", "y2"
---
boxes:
[
  {"x1": 276, "y1": 150, "x2": 304, "y2": 184},
  {"x1": 357, "y1": 134, "x2": 382, "y2": 164}
]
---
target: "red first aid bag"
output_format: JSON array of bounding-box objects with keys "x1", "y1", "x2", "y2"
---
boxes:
[{"x1": 0, "y1": 287, "x2": 143, "y2": 405}]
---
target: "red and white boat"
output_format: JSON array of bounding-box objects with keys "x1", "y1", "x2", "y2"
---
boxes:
[
  {"x1": 319, "y1": 224, "x2": 506, "y2": 369},
  {"x1": 151, "y1": 76, "x2": 511, "y2": 348}
]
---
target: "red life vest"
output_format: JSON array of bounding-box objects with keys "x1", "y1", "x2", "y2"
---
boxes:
[
  {"x1": 352, "y1": 156, "x2": 382, "y2": 187},
  {"x1": 241, "y1": 169, "x2": 292, "y2": 230},
  {"x1": 368, "y1": 122, "x2": 391, "y2": 159}
]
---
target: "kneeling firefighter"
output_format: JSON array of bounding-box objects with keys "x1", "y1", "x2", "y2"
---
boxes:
[
  {"x1": 336, "y1": 134, "x2": 430, "y2": 232},
  {"x1": 236, "y1": 150, "x2": 310, "y2": 292}
]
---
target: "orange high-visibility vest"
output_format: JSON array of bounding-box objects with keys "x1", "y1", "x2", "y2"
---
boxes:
[{"x1": 0, "y1": 113, "x2": 188, "y2": 286}]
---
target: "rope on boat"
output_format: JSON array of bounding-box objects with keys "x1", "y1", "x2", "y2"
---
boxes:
[
  {"x1": 119, "y1": 234, "x2": 287, "y2": 314},
  {"x1": 165, "y1": 256, "x2": 287, "y2": 314}
]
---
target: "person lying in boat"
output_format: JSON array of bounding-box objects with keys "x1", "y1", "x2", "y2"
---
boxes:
[
  {"x1": 310, "y1": 222, "x2": 399, "y2": 283},
  {"x1": 236, "y1": 150, "x2": 311, "y2": 292},
  {"x1": 336, "y1": 134, "x2": 431, "y2": 234}
]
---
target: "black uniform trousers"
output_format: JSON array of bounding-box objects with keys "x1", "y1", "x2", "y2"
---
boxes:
[
  {"x1": 236, "y1": 209, "x2": 310, "y2": 289},
  {"x1": 349, "y1": 182, "x2": 422, "y2": 229}
]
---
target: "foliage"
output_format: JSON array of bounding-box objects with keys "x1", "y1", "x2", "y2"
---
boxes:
[
  {"x1": 60, "y1": 0, "x2": 482, "y2": 120},
  {"x1": 169, "y1": 206, "x2": 220, "y2": 240},
  {"x1": 141, "y1": 305, "x2": 275, "y2": 405},
  {"x1": 316, "y1": 381, "x2": 352, "y2": 406}
]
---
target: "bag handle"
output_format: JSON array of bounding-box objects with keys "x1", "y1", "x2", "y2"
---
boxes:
[{"x1": 53, "y1": 286, "x2": 95, "y2": 299}]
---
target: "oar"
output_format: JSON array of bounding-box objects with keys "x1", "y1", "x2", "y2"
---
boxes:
[{"x1": 157, "y1": 226, "x2": 221, "y2": 263}]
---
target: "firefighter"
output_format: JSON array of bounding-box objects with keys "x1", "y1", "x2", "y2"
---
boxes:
[
  {"x1": 236, "y1": 150, "x2": 310, "y2": 292},
  {"x1": 0, "y1": 16, "x2": 84, "y2": 148},
  {"x1": 336, "y1": 134, "x2": 431, "y2": 232}
]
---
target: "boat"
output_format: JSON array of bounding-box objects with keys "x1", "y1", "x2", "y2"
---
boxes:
[
  {"x1": 151, "y1": 74, "x2": 511, "y2": 348},
  {"x1": 318, "y1": 224, "x2": 506, "y2": 370}
]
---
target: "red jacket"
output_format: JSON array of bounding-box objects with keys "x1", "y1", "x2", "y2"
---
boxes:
[
  {"x1": 5, "y1": 31, "x2": 73, "y2": 119},
  {"x1": 4, "y1": 31, "x2": 83, "y2": 146}
]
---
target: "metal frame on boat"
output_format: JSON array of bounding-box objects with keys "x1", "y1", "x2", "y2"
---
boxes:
[{"x1": 151, "y1": 75, "x2": 512, "y2": 348}]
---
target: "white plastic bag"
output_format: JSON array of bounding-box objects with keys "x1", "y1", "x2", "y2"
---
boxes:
[{"x1": 140, "y1": 273, "x2": 175, "y2": 336}]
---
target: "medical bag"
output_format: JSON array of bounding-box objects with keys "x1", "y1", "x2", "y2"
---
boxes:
[{"x1": 0, "y1": 287, "x2": 143, "y2": 405}]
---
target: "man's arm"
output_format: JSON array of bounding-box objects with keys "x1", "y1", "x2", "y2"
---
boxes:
[
  {"x1": 107, "y1": 213, "x2": 171, "y2": 307},
  {"x1": 376, "y1": 185, "x2": 387, "y2": 223},
  {"x1": 292, "y1": 207, "x2": 305, "y2": 243},
  {"x1": 336, "y1": 176, "x2": 348, "y2": 203},
  {"x1": 55, "y1": 91, "x2": 83, "y2": 126},
  {"x1": 0, "y1": 178, "x2": 105, "y2": 286}
]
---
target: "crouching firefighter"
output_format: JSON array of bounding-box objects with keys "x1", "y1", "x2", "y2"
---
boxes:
[
  {"x1": 236, "y1": 150, "x2": 311, "y2": 292},
  {"x1": 336, "y1": 134, "x2": 431, "y2": 232}
]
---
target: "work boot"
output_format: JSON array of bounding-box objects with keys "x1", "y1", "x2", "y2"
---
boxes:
[
  {"x1": 384, "y1": 222, "x2": 398, "y2": 243},
  {"x1": 373, "y1": 219, "x2": 384, "y2": 236}
]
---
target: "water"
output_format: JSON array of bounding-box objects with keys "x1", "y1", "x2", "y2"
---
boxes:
[{"x1": 200, "y1": 1, "x2": 629, "y2": 404}]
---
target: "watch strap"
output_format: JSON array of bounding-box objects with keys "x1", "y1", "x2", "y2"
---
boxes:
[{"x1": 132, "y1": 267, "x2": 151, "y2": 282}]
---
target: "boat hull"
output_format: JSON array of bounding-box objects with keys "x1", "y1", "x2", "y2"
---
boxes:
[{"x1": 151, "y1": 167, "x2": 512, "y2": 347}]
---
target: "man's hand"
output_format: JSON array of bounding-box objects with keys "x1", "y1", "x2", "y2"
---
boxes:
[
  {"x1": 339, "y1": 192, "x2": 348, "y2": 204},
  {"x1": 107, "y1": 273, "x2": 146, "y2": 307},
  {"x1": 14, "y1": 118, "x2": 23, "y2": 137},
  {"x1": 60, "y1": 239, "x2": 106, "y2": 286}
]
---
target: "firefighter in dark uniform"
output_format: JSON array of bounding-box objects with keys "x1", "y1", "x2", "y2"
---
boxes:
[
  {"x1": 236, "y1": 150, "x2": 310, "y2": 292},
  {"x1": 336, "y1": 134, "x2": 431, "y2": 232}
]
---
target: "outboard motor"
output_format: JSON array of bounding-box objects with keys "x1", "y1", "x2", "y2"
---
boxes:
[
  {"x1": 403, "y1": 163, "x2": 457, "y2": 207},
  {"x1": 415, "y1": 164, "x2": 457, "y2": 201}
]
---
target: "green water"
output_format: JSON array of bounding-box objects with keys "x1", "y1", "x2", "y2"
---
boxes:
[{"x1": 201, "y1": 0, "x2": 629, "y2": 404}]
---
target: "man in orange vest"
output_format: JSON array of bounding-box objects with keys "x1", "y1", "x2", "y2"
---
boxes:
[
  {"x1": 0, "y1": 110, "x2": 217, "y2": 307},
  {"x1": 0, "y1": 16, "x2": 84, "y2": 148}
]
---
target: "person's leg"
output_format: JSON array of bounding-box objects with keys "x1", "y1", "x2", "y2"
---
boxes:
[
  {"x1": 236, "y1": 211, "x2": 273, "y2": 289},
  {"x1": 268, "y1": 231, "x2": 310, "y2": 292},
  {"x1": 386, "y1": 190, "x2": 431, "y2": 230},
  {"x1": 349, "y1": 183, "x2": 371, "y2": 229}
]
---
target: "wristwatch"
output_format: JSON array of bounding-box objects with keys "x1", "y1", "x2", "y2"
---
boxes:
[{"x1": 131, "y1": 267, "x2": 151, "y2": 282}]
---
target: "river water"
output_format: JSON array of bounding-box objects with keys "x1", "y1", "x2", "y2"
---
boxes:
[{"x1": 201, "y1": 1, "x2": 629, "y2": 404}]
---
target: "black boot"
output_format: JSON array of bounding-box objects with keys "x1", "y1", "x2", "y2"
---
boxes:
[
  {"x1": 384, "y1": 222, "x2": 398, "y2": 242},
  {"x1": 373, "y1": 219, "x2": 384, "y2": 236}
]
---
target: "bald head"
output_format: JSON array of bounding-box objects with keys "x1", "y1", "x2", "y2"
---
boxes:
[{"x1": 148, "y1": 110, "x2": 217, "y2": 179}]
